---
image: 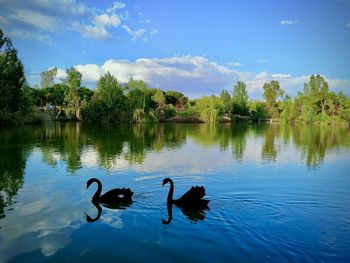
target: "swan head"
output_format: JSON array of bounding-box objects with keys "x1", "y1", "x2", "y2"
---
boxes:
[
  {"x1": 162, "y1": 177, "x2": 172, "y2": 186},
  {"x1": 86, "y1": 178, "x2": 98, "y2": 189}
]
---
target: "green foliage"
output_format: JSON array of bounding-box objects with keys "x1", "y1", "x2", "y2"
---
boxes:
[
  {"x1": 232, "y1": 81, "x2": 249, "y2": 116},
  {"x1": 125, "y1": 78, "x2": 148, "y2": 111},
  {"x1": 263, "y1": 80, "x2": 284, "y2": 118},
  {"x1": 152, "y1": 89, "x2": 166, "y2": 109},
  {"x1": 278, "y1": 75, "x2": 350, "y2": 124},
  {"x1": 64, "y1": 68, "x2": 82, "y2": 119},
  {"x1": 220, "y1": 90, "x2": 232, "y2": 114},
  {"x1": 163, "y1": 104, "x2": 177, "y2": 118},
  {"x1": 249, "y1": 101, "x2": 267, "y2": 120},
  {"x1": 132, "y1": 108, "x2": 145, "y2": 122},
  {"x1": 195, "y1": 95, "x2": 223, "y2": 122},
  {"x1": 0, "y1": 29, "x2": 29, "y2": 114},
  {"x1": 92, "y1": 72, "x2": 125, "y2": 122},
  {"x1": 165, "y1": 90, "x2": 188, "y2": 108}
]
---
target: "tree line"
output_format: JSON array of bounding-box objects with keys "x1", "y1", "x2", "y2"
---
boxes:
[{"x1": 1, "y1": 29, "x2": 350, "y2": 126}]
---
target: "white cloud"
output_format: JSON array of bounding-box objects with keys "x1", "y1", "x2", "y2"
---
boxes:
[
  {"x1": 149, "y1": 28, "x2": 158, "y2": 36},
  {"x1": 72, "y1": 22, "x2": 109, "y2": 39},
  {"x1": 227, "y1": 62, "x2": 242, "y2": 67},
  {"x1": 346, "y1": 22, "x2": 350, "y2": 27},
  {"x1": 122, "y1": 25, "x2": 146, "y2": 40},
  {"x1": 0, "y1": 0, "x2": 89, "y2": 16},
  {"x1": 8, "y1": 9, "x2": 58, "y2": 32},
  {"x1": 280, "y1": 20, "x2": 299, "y2": 25},
  {"x1": 0, "y1": 0, "x2": 154, "y2": 42},
  {"x1": 0, "y1": 15, "x2": 8, "y2": 24},
  {"x1": 107, "y1": 2, "x2": 126, "y2": 12},
  {"x1": 93, "y1": 13, "x2": 121, "y2": 27},
  {"x1": 8, "y1": 29, "x2": 53, "y2": 44},
  {"x1": 51, "y1": 56, "x2": 350, "y2": 99},
  {"x1": 121, "y1": 25, "x2": 132, "y2": 35},
  {"x1": 56, "y1": 68, "x2": 67, "y2": 80}
]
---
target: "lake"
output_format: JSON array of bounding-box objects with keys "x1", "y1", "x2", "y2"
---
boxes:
[{"x1": 0, "y1": 122, "x2": 349, "y2": 262}]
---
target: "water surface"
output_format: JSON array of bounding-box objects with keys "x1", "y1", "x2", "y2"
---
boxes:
[{"x1": 0, "y1": 123, "x2": 349, "y2": 262}]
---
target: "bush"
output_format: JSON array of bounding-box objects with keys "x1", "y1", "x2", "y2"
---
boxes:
[{"x1": 164, "y1": 104, "x2": 176, "y2": 118}]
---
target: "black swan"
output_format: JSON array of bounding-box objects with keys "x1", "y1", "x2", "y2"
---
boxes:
[
  {"x1": 86, "y1": 178, "x2": 133, "y2": 206},
  {"x1": 162, "y1": 177, "x2": 210, "y2": 208}
]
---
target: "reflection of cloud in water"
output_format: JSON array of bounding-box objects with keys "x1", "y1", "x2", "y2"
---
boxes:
[
  {"x1": 0, "y1": 172, "x2": 124, "y2": 262},
  {"x1": 80, "y1": 147, "x2": 99, "y2": 167}
]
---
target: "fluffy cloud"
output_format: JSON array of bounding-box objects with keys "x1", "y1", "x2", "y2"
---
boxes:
[
  {"x1": 72, "y1": 13, "x2": 122, "y2": 39},
  {"x1": 122, "y1": 25, "x2": 146, "y2": 40},
  {"x1": 8, "y1": 29, "x2": 53, "y2": 44},
  {"x1": 94, "y1": 13, "x2": 121, "y2": 27},
  {"x1": 72, "y1": 22, "x2": 109, "y2": 39},
  {"x1": 107, "y1": 2, "x2": 126, "y2": 12},
  {"x1": 0, "y1": 0, "x2": 156, "y2": 42},
  {"x1": 227, "y1": 62, "x2": 242, "y2": 67},
  {"x1": 52, "y1": 56, "x2": 350, "y2": 98},
  {"x1": 280, "y1": 20, "x2": 299, "y2": 25},
  {"x1": 0, "y1": 15, "x2": 8, "y2": 24},
  {"x1": 8, "y1": 8, "x2": 58, "y2": 32}
]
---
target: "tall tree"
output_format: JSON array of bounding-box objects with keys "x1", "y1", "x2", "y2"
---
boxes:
[
  {"x1": 0, "y1": 29, "x2": 28, "y2": 113},
  {"x1": 303, "y1": 74, "x2": 330, "y2": 115},
  {"x1": 152, "y1": 89, "x2": 166, "y2": 109},
  {"x1": 263, "y1": 80, "x2": 284, "y2": 118},
  {"x1": 125, "y1": 78, "x2": 148, "y2": 111},
  {"x1": 64, "y1": 67, "x2": 82, "y2": 119},
  {"x1": 220, "y1": 90, "x2": 232, "y2": 114},
  {"x1": 40, "y1": 67, "x2": 57, "y2": 88},
  {"x1": 165, "y1": 90, "x2": 188, "y2": 108},
  {"x1": 232, "y1": 81, "x2": 249, "y2": 115},
  {"x1": 94, "y1": 72, "x2": 124, "y2": 122}
]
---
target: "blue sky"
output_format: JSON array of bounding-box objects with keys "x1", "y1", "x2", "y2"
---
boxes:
[{"x1": 0, "y1": 0, "x2": 349, "y2": 98}]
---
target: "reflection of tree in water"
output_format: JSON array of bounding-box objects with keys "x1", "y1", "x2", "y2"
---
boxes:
[
  {"x1": 186, "y1": 123, "x2": 250, "y2": 160},
  {"x1": 0, "y1": 128, "x2": 31, "y2": 220},
  {"x1": 291, "y1": 124, "x2": 350, "y2": 167},
  {"x1": 231, "y1": 124, "x2": 249, "y2": 161},
  {"x1": 39, "y1": 122, "x2": 88, "y2": 172},
  {"x1": 261, "y1": 124, "x2": 279, "y2": 161}
]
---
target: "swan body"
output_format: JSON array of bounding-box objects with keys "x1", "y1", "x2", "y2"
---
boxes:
[
  {"x1": 86, "y1": 178, "x2": 133, "y2": 205},
  {"x1": 162, "y1": 177, "x2": 210, "y2": 208}
]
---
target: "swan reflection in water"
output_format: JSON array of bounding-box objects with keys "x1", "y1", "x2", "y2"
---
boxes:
[
  {"x1": 162, "y1": 203, "x2": 208, "y2": 224},
  {"x1": 86, "y1": 200, "x2": 133, "y2": 223},
  {"x1": 85, "y1": 178, "x2": 133, "y2": 223}
]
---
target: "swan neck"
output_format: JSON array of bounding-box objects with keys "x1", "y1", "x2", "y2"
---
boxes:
[
  {"x1": 92, "y1": 179, "x2": 102, "y2": 201},
  {"x1": 167, "y1": 180, "x2": 174, "y2": 203}
]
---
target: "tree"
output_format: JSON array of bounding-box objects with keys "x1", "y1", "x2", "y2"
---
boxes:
[
  {"x1": 40, "y1": 67, "x2": 57, "y2": 88},
  {"x1": 165, "y1": 90, "x2": 188, "y2": 108},
  {"x1": 125, "y1": 78, "x2": 148, "y2": 111},
  {"x1": 303, "y1": 74, "x2": 330, "y2": 115},
  {"x1": 280, "y1": 95, "x2": 293, "y2": 122},
  {"x1": 263, "y1": 80, "x2": 284, "y2": 118},
  {"x1": 0, "y1": 29, "x2": 28, "y2": 114},
  {"x1": 232, "y1": 81, "x2": 249, "y2": 115},
  {"x1": 152, "y1": 89, "x2": 166, "y2": 109},
  {"x1": 220, "y1": 90, "x2": 231, "y2": 114},
  {"x1": 94, "y1": 72, "x2": 124, "y2": 122},
  {"x1": 64, "y1": 67, "x2": 82, "y2": 119}
]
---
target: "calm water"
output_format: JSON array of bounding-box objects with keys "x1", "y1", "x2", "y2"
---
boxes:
[{"x1": 0, "y1": 122, "x2": 349, "y2": 262}]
